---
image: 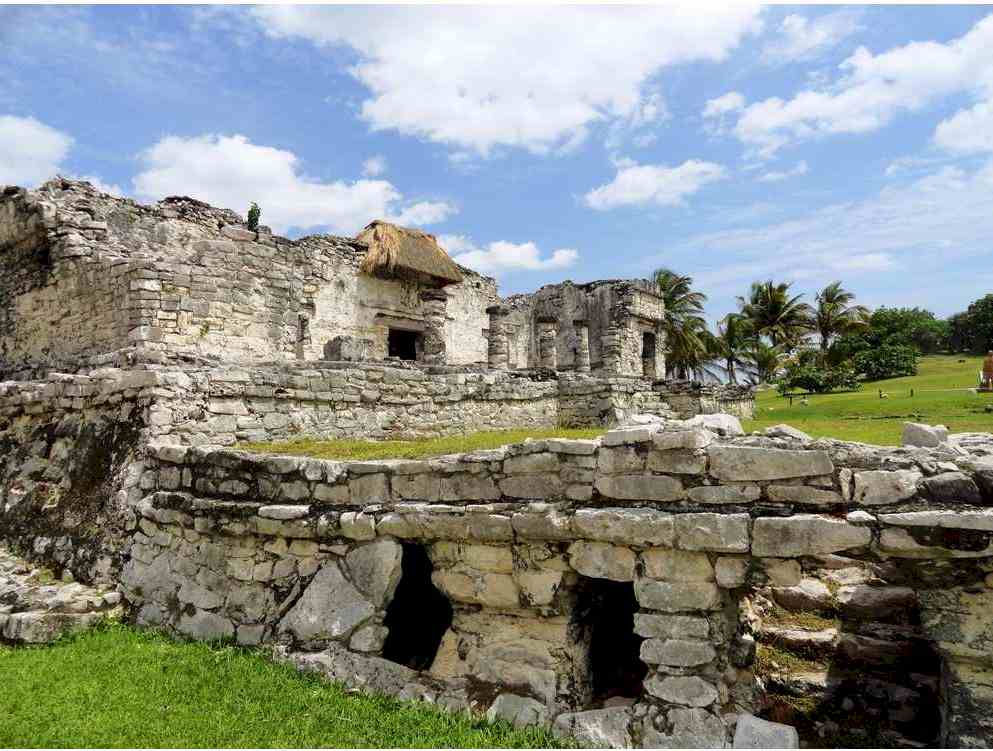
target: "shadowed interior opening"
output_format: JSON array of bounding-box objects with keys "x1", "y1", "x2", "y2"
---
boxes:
[
  {"x1": 381, "y1": 543, "x2": 452, "y2": 671},
  {"x1": 388, "y1": 328, "x2": 419, "y2": 361},
  {"x1": 642, "y1": 331, "x2": 657, "y2": 378},
  {"x1": 575, "y1": 577, "x2": 646, "y2": 704}
]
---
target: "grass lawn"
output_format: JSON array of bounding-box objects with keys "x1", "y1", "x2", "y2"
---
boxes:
[
  {"x1": 0, "y1": 624, "x2": 559, "y2": 748},
  {"x1": 241, "y1": 427, "x2": 604, "y2": 461},
  {"x1": 743, "y1": 354, "x2": 993, "y2": 445}
]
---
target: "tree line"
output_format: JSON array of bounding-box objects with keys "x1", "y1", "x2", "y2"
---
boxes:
[{"x1": 652, "y1": 267, "x2": 993, "y2": 391}]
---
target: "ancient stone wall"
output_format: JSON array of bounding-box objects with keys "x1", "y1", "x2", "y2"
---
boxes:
[
  {"x1": 655, "y1": 382, "x2": 757, "y2": 420},
  {"x1": 121, "y1": 419, "x2": 993, "y2": 747}
]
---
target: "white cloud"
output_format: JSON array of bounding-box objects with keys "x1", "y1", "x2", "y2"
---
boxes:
[
  {"x1": 934, "y1": 100, "x2": 993, "y2": 154},
  {"x1": 0, "y1": 115, "x2": 73, "y2": 187},
  {"x1": 761, "y1": 11, "x2": 863, "y2": 63},
  {"x1": 734, "y1": 13, "x2": 993, "y2": 156},
  {"x1": 757, "y1": 160, "x2": 808, "y2": 182},
  {"x1": 441, "y1": 235, "x2": 578, "y2": 275},
  {"x1": 585, "y1": 159, "x2": 726, "y2": 210},
  {"x1": 703, "y1": 92, "x2": 746, "y2": 119},
  {"x1": 78, "y1": 175, "x2": 125, "y2": 197},
  {"x1": 132, "y1": 134, "x2": 455, "y2": 235},
  {"x1": 673, "y1": 159, "x2": 993, "y2": 306},
  {"x1": 362, "y1": 155, "x2": 387, "y2": 177},
  {"x1": 252, "y1": 5, "x2": 763, "y2": 155}
]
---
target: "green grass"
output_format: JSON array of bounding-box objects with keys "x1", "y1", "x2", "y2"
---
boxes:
[
  {"x1": 241, "y1": 427, "x2": 604, "y2": 461},
  {"x1": 0, "y1": 624, "x2": 560, "y2": 748},
  {"x1": 743, "y1": 354, "x2": 993, "y2": 444}
]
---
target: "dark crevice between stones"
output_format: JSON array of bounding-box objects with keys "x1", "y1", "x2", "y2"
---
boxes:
[
  {"x1": 573, "y1": 577, "x2": 646, "y2": 706},
  {"x1": 381, "y1": 543, "x2": 452, "y2": 671}
]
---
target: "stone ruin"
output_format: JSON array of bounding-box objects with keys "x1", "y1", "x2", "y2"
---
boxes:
[{"x1": 6, "y1": 178, "x2": 993, "y2": 748}]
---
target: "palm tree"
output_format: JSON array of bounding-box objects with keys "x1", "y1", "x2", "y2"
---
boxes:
[
  {"x1": 814, "y1": 281, "x2": 870, "y2": 351},
  {"x1": 708, "y1": 314, "x2": 754, "y2": 384},
  {"x1": 738, "y1": 280, "x2": 814, "y2": 349},
  {"x1": 744, "y1": 340, "x2": 786, "y2": 384},
  {"x1": 652, "y1": 268, "x2": 711, "y2": 380}
]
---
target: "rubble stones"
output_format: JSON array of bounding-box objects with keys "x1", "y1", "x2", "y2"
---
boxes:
[
  {"x1": 902, "y1": 422, "x2": 949, "y2": 448},
  {"x1": 733, "y1": 713, "x2": 799, "y2": 749}
]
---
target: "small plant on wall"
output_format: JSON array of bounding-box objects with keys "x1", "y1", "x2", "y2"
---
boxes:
[{"x1": 247, "y1": 202, "x2": 261, "y2": 232}]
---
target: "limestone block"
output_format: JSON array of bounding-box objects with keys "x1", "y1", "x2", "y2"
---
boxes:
[
  {"x1": 675, "y1": 513, "x2": 750, "y2": 553},
  {"x1": 685, "y1": 413, "x2": 744, "y2": 437},
  {"x1": 752, "y1": 515, "x2": 871, "y2": 557},
  {"x1": 432, "y1": 567, "x2": 520, "y2": 608},
  {"x1": 852, "y1": 469, "x2": 921, "y2": 506},
  {"x1": 635, "y1": 579, "x2": 721, "y2": 612},
  {"x1": 666, "y1": 707, "x2": 728, "y2": 748},
  {"x1": 733, "y1": 713, "x2": 799, "y2": 748},
  {"x1": 761, "y1": 559, "x2": 801, "y2": 587},
  {"x1": 517, "y1": 569, "x2": 562, "y2": 606},
  {"x1": 770, "y1": 579, "x2": 833, "y2": 611},
  {"x1": 512, "y1": 509, "x2": 573, "y2": 540},
  {"x1": 654, "y1": 428, "x2": 713, "y2": 451},
  {"x1": 546, "y1": 438, "x2": 599, "y2": 455},
  {"x1": 349, "y1": 473, "x2": 390, "y2": 504},
  {"x1": 278, "y1": 562, "x2": 374, "y2": 643},
  {"x1": 835, "y1": 585, "x2": 917, "y2": 618},
  {"x1": 644, "y1": 675, "x2": 719, "y2": 707},
  {"x1": 715, "y1": 557, "x2": 749, "y2": 588},
  {"x1": 902, "y1": 422, "x2": 948, "y2": 447},
  {"x1": 642, "y1": 549, "x2": 714, "y2": 582},
  {"x1": 880, "y1": 509, "x2": 993, "y2": 531},
  {"x1": 708, "y1": 446, "x2": 833, "y2": 482},
  {"x1": 504, "y1": 453, "x2": 559, "y2": 474},
  {"x1": 236, "y1": 624, "x2": 266, "y2": 646},
  {"x1": 434, "y1": 542, "x2": 514, "y2": 573},
  {"x1": 258, "y1": 504, "x2": 310, "y2": 520},
  {"x1": 640, "y1": 638, "x2": 716, "y2": 666},
  {"x1": 289, "y1": 643, "x2": 419, "y2": 698},
  {"x1": 603, "y1": 426, "x2": 657, "y2": 446},
  {"x1": 647, "y1": 450, "x2": 708, "y2": 475},
  {"x1": 486, "y1": 693, "x2": 547, "y2": 729},
  {"x1": 594, "y1": 474, "x2": 684, "y2": 502},
  {"x1": 553, "y1": 707, "x2": 633, "y2": 748},
  {"x1": 349, "y1": 624, "x2": 389, "y2": 653},
  {"x1": 597, "y1": 446, "x2": 645, "y2": 474},
  {"x1": 345, "y1": 539, "x2": 403, "y2": 607},
  {"x1": 688, "y1": 485, "x2": 761, "y2": 505},
  {"x1": 762, "y1": 424, "x2": 811, "y2": 442},
  {"x1": 922, "y1": 472, "x2": 983, "y2": 505},
  {"x1": 765, "y1": 485, "x2": 843, "y2": 506},
  {"x1": 340, "y1": 511, "x2": 376, "y2": 540},
  {"x1": 177, "y1": 609, "x2": 235, "y2": 641},
  {"x1": 569, "y1": 541, "x2": 637, "y2": 582},
  {"x1": 573, "y1": 508, "x2": 674, "y2": 546},
  {"x1": 633, "y1": 613, "x2": 710, "y2": 640},
  {"x1": 499, "y1": 474, "x2": 562, "y2": 499}
]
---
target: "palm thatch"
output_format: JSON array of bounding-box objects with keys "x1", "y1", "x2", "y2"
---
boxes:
[{"x1": 356, "y1": 220, "x2": 464, "y2": 287}]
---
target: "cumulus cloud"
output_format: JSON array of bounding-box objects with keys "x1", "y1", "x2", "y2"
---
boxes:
[
  {"x1": 757, "y1": 160, "x2": 808, "y2": 182},
  {"x1": 585, "y1": 159, "x2": 726, "y2": 210},
  {"x1": 252, "y1": 5, "x2": 763, "y2": 155},
  {"x1": 934, "y1": 100, "x2": 993, "y2": 154},
  {"x1": 761, "y1": 11, "x2": 863, "y2": 63},
  {"x1": 362, "y1": 155, "x2": 387, "y2": 177},
  {"x1": 703, "y1": 92, "x2": 746, "y2": 119},
  {"x1": 132, "y1": 134, "x2": 455, "y2": 235},
  {"x1": 441, "y1": 235, "x2": 578, "y2": 275},
  {"x1": 733, "y1": 13, "x2": 993, "y2": 156},
  {"x1": 0, "y1": 115, "x2": 73, "y2": 187}
]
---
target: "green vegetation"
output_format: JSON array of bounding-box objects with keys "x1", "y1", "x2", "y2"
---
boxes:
[
  {"x1": 0, "y1": 624, "x2": 559, "y2": 748},
  {"x1": 762, "y1": 604, "x2": 839, "y2": 632},
  {"x1": 247, "y1": 201, "x2": 262, "y2": 232},
  {"x1": 754, "y1": 642, "x2": 824, "y2": 676},
  {"x1": 242, "y1": 427, "x2": 604, "y2": 461},
  {"x1": 744, "y1": 354, "x2": 993, "y2": 444}
]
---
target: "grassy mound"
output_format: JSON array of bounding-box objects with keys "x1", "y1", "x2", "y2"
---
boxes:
[
  {"x1": 743, "y1": 354, "x2": 993, "y2": 444},
  {"x1": 0, "y1": 624, "x2": 559, "y2": 748},
  {"x1": 241, "y1": 428, "x2": 604, "y2": 461}
]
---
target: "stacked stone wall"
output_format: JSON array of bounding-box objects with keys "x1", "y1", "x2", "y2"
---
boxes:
[{"x1": 122, "y1": 420, "x2": 993, "y2": 747}]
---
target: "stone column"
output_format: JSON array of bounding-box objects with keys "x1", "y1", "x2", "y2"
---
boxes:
[
  {"x1": 419, "y1": 289, "x2": 448, "y2": 365},
  {"x1": 486, "y1": 305, "x2": 510, "y2": 370},
  {"x1": 573, "y1": 319, "x2": 591, "y2": 373},
  {"x1": 537, "y1": 317, "x2": 558, "y2": 371}
]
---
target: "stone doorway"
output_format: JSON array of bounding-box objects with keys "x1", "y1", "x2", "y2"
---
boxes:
[
  {"x1": 641, "y1": 332, "x2": 657, "y2": 378},
  {"x1": 573, "y1": 577, "x2": 647, "y2": 706},
  {"x1": 387, "y1": 328, "x2": 420, "y2": 361},
  {"x1": 381, "y1": 543, "x2": 453, "y2": 670}
]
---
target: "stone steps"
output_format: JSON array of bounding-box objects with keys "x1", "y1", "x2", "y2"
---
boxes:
[{"x1": 0, "y1": 546, "x2": 121, "y2": 644}]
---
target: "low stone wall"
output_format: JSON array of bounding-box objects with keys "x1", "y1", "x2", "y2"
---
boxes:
[
  {"x1": 655, "y1": 382, "x2": 756, "y2": 420},
  {"x1": 121, "y1": 419, "x2": 993, "y2": 747}
]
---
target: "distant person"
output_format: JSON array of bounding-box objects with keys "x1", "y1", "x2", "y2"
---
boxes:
[{"x1": 984, "y1": 351, "x2": 993, "y2": 389}]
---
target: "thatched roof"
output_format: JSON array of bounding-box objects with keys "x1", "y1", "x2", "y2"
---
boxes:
[{"x1": 356, "y1": 220, "x2": 464, "y2": 287}]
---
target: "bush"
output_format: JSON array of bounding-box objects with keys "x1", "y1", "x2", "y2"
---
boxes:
[
  {"x1": 777, "y1": 362, "x2": 861, "y2": 394},
  {"x1": 247, "y1": 202, "x2": 261, "y2": 232},
  {"x1": 853, "y1": 344, "x2": 918, "y2": 381}
]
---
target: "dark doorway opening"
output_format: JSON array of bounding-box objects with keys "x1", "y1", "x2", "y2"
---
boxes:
[
  {"x1": 381, "y1": 543, "x2": 453, "y2": 671},
  {"x1": 574, "y1": 578, "x2": 646, "y2": 704},
  {"x1": 388, "y1": 328, "x2": 419, "y2": 361},
  {"x1": 641, "y1": 332, "x2": 657, "y2": 378}
]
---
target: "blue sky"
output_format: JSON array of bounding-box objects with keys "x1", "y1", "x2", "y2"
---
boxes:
[{"x1": 2, "y1": 5, "x2": 992, "y2": 321}]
